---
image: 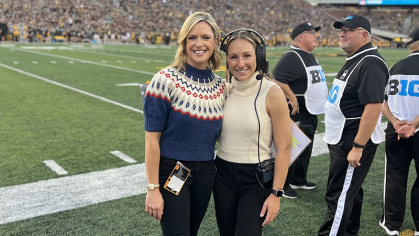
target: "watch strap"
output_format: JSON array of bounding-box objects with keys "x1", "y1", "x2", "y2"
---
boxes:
[
  {"x1": 353, "y1": 141, "x2": 365, "y2": 149},
  {"x1": 271, "y1": 189, "x2": 284, "y2": 197},
  {"x1": 147, "y1": 184, "x2": 160, "y2": 191}
]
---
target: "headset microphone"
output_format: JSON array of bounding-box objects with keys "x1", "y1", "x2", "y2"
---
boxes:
[{"x1": 256, "y1": 74, "x2": 264, "y2": 80}]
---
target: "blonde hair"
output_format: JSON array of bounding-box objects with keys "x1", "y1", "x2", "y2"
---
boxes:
[
  {"x1": 170, "y1": 12, "x2": 222, "y2": 71},
  {"x1": 223, "y1": 30, "x2": 273, "y2": 83}
]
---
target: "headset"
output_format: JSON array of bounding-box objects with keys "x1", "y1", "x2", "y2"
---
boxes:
[
  {"x1": 220, "y1": 29, "x2": 273, "y2": 196},
  {"x1": 220, "y1": 28, "x2": 269, "y2": 75}
]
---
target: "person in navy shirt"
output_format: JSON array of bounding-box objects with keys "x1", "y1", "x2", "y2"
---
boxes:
[{"x1": 143, "y1": 12, "x2": 227, "y2": 236}]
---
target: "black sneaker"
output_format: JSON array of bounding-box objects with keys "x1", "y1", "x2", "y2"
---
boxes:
[
  {"x1": 283, "y1": 187, "x2": 298, "y2": 199},
  {"x1": 290, "y1": 182, "x2": 316, "y2": 190}
]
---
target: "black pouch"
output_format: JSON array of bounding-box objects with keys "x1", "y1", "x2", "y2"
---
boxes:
[{"x1": 257, "y1": 158, "x2": 275, "y2": 183}]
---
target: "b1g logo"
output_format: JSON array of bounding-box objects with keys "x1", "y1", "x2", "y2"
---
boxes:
[
  {"x1": 327, "y1": 84, "x2": 339, "y2": 103},
  {"x1": 310, "y1": 69, "x2": 326, "y2": 84},
  {"x1": 388, "y1": 79, "x2": 419, "y2": 97}
]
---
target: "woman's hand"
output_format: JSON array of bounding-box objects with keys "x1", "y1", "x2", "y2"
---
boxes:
[
  {"x1": 260, "y1": 194, "x2": 280, "y2": 226},
  {"x1": 145, "y1": 190, "x2": 164, "y2": 220}
]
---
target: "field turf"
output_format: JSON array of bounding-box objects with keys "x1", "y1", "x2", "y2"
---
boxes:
[{"x1": 0, "y1": 43, "x2": 416, "y2": 235}]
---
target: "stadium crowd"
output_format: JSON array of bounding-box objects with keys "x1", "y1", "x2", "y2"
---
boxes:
[{"x1": 0, "y1": 0, "x2": 418, "y2": 47}]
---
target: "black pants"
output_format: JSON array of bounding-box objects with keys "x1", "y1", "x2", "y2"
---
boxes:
[
  {"x1": 286, "y1": 111, "x2": 317, "y2": 186},
  {"x1": 158, "y1": 156, "x2": 216, "y2": 236},
  {"x1": 213, "y1": 157, "x2": 272, "y2": 236},
  {"x1": 380, "y1": 123, "x2": 419, "y2": 233},
  {"x1": 318, "y1": 132, "x2": 378, "y2": 236}
]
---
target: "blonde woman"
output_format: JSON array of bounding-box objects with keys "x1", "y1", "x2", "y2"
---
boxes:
[
  {"x1": 214, "y1": 29, "x2": 291, "y2": 236},
  {"x1": 143, "y1": 12, "x2": 227, "y2": 236}
]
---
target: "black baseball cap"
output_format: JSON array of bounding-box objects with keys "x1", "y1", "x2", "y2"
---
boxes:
[
  {"x1": 406, "y1": 28, "x2": 419, "y2": 45},
  {"x1": 333, "y1": 15, "x2": 371, "y2": 34},
  {"x1": 291, "y1": 22, "x2": 321, "y2": 40}
]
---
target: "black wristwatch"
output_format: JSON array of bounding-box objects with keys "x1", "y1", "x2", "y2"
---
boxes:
[
  {"x1": 353, "y1": 141, "x2": 365, "y2": 149},
  {"x1": 271, "y1": 189, "x2": 284, "y2": 197}
]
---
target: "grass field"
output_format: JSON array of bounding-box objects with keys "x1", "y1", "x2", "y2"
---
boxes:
[{"x1": 0, "y1": 43, "x2": 416, "y2": 235}]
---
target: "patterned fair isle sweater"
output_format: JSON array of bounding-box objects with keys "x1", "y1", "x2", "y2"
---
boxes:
[{"x1": 144, "y1": 64, "x2": 227, "y2": 162}]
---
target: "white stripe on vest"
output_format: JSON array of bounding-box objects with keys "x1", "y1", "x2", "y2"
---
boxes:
[{"x1": 387, "y1": 53, "x2": 419, "y2": 132}]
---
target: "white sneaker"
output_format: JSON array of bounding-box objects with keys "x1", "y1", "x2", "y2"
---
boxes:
[
  {"x1": 290, "y1": 182, "x2": 316, "y2": 190},
  {"x1": 414, "y1": 230, "x2": 419, "y2": 236}
]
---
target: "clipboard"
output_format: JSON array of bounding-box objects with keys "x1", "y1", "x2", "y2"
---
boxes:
[{"x1": 270, "y1": 120, "x2": 312, "y2": 166}]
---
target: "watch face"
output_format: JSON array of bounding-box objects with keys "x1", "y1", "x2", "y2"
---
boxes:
[
  {"x1": 277, "y1": 190, "x2": 283, "y2": 197},
  {"x1": 147, "y1": 184, "x2": 159, "y2": 190},
  {"x1": 272, "y1": 189, "x2": 283, "y2": 197}
]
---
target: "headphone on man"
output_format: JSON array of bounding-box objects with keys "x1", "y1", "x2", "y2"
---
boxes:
[{"x1": 220, "y1": 28, "x2": 269, "y2": 74}]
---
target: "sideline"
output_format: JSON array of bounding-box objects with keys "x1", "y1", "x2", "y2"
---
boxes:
[{"x1": 0, "y1": 163, "x2": 146, "y2": 225}]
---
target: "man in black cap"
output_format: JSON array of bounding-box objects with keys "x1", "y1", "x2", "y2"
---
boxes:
[
  {"x1": 272, "y1": 22, "x2": 328, "y2": 199},
  {"x1": 319, "y1": 15, "x2": 389, "y2": 236},
  {"x1": 379, "y1": 27, "x2": 419, "y2": 236}
]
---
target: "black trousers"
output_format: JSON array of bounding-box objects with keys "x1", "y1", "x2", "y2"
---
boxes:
[
  {"x1": 286, "y1": 110, "x2": 317, "y2": 186},
  {"x1": 318, "y1": 131, "x2": 378, "y2": 236},
  {"x1": 213, "y1": 157, "x2": 272, "y2": 236},
  {"x1": 158, "y1": 156, "x2": 216, "y2": 236},
  {"x1": 380, "y1": 123, "x2": 419, "y2": 233}
]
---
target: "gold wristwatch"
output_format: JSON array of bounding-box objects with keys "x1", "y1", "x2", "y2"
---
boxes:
[{"x1": 147, "y1": 183, "x2": 160, "y2": 191}]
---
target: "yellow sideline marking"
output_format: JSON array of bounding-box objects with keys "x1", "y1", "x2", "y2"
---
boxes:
[{"x1": 214, "y1": 65, "x2": 226, "y2": 72}]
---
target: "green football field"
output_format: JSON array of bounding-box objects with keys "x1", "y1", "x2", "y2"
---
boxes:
[{"x1": 0, "y1": 43, "x2": 416, "y2": 236}]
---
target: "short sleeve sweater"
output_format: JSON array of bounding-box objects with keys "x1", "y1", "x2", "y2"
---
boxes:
[{"x1": 144, "y1": 64, "x2": 228, "y2": 161}]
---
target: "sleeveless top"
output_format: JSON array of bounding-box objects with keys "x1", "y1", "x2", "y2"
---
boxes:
[{"x1": 217, "y1": 72, "x2": 278, "y2": 164}]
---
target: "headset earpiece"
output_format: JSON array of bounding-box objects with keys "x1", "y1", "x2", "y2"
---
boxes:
[{"x1": 220, "y1": 28, "x2": 268, "y2": 73}]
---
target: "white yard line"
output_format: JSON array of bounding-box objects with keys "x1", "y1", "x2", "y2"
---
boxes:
[
  {"x1": 0, "y1": 163, "x2": 147, "y2": 225},
  {"x1": 7, "y1": 47, "x2": 155, "y2": 75},
  {"x1": 43, "y1": 160, "x2": 68, "y2": 175},
  {"x1": 0, "y1": 63, "x2": 143, "y2": 114},
  {"x1": 110, "y1": 151, "x2": 138, "y2": 163}
]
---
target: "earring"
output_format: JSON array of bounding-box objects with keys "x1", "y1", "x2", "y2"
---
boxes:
[{"x1": 227, "y1": 69, "x2": 231, "y2": 83}]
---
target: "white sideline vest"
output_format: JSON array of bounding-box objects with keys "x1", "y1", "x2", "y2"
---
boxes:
[
  {"x1": 287, "y1": 47, "x2": 328, "y2": 115},
  {"x1": 387, "y1": 53, "x2": 419, "y2": 132},
  {"x1": 324, "y1": 55, "x2": 386, "y2": 145}
]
